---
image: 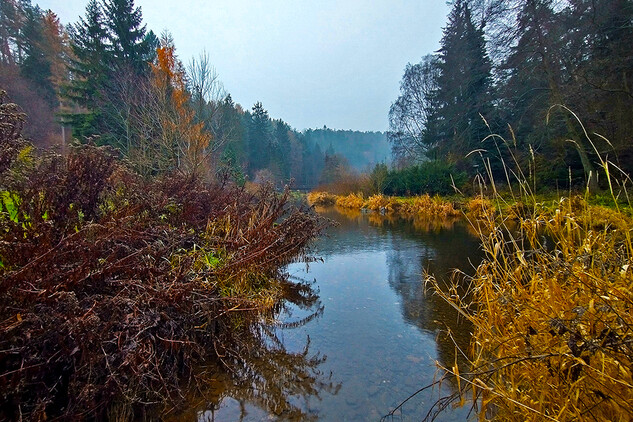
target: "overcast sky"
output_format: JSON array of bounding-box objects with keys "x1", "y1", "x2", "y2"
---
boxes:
[{"x1": 36, "y1": 0, "x2": 450, "y2": 132}]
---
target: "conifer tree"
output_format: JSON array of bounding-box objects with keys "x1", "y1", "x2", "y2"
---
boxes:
[
  {"x1": 19, "y1": 3, "x2": 55, "y2": 106},
  {"x1": 65, "y1": 0, "x2": 109, "y2": 138},
  {"x1": 435, "y1": 0, "x2": 493, "y2": 167},
  {"x1": 102, "y1": 0, "x2": 150, "y2": 74},
  {"x1": 0, "y1": 0, "x2": 21, "y2": 64},
  {"x1": 248, "y1": 101, "x2": 272, "y2": 174}
]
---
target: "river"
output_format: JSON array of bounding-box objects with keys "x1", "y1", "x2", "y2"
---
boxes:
[{"x1": 193, "y1": 206, "x2": 483, "y2": 421}]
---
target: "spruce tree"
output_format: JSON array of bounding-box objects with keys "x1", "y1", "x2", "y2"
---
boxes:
[
  {"x1": 65, "y1": 0, "x2": 109, "y2": 138},
  {"x1": 19, "y1": 3, "x2": 56, "y2": 106},
  {"x1": 248, "y1": 102, "x2": 272, "y2": 174},
  {"x1": 435, "y1": 0, "x2": 493, "y2": 169},
  {"x1": 103, "y1": 0, "x2": 150, "y2": 74}
]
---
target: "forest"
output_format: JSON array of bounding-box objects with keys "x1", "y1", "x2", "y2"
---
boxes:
[
  {"x1": 2, "y1": 0, "x2": 633, "y2": 420},
  {"x1": 0, "y1": 0, "x2": 387, "y2": 191},
  {"x1": 388, "y1": 0, "x2": 633, "y2": 194}
]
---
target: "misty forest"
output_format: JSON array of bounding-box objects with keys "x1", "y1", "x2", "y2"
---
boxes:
[{"x1": 1, "y1": 0, "x2": 633, "y2": 421}]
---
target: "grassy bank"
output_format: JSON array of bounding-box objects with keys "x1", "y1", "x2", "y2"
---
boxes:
[
  {"x1": 0, "y1": 99, "x2": 325, "y2": 420},
  {"x1": 420, "y1": 188, "x2": 633, "y2": 418}
]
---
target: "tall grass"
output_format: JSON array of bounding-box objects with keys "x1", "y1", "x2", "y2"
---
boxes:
[{"x1": 422, "y1": 118, "x2": 633, "y2": 421}]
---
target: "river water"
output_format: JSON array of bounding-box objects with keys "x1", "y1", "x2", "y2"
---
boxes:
[{"x1": 195, "y1": 206, "x2": 483, "y2": 421}]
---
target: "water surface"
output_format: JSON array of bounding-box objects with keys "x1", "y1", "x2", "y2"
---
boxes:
[{"x1": 199, "y1": 207, "x2": 483, "y2": 421}]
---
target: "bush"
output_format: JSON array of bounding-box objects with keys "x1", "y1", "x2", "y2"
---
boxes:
[{"x1": 383, "y1": 160, "x2": 467, "y2": 196}]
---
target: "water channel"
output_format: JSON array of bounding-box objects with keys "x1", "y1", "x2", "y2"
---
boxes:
[{"x1": 194, "y1": 206, "x2": 484, "y2": 421}]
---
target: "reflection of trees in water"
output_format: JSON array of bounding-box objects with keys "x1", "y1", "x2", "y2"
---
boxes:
[
  {"x1": 170, "y1": 280, "x2": 338, "y2": 422},
  {"x1": 321, "y1": 207, "x2": 483, "y2": 370},
  {"x1": 382, "y1": 218, "x2": 483, "y2": 370}
]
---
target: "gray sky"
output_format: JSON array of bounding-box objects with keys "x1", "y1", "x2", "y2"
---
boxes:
[{"x1": 37, "y1": 0, "x2": 449, "y2": 132}]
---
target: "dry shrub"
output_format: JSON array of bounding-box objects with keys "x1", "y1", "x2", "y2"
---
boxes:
[
  {"x1": 306, "y1": 191, "x2": 336, "y2": 206},
  {"x1": 335, "y1": 192, "x2": 365, "y2": 209},
  {"x1": 0, "y1": 96, "x2": 326, "y2": 420},
  {"x1": 365, "y1": 193, "x2": 388, "y2": 211},
  {"x1": 365, "y1": 194, "x2": 391, "y2": 212},
  {"x1": 466, "y1": 196, "x2": 494, "y2": 220},
  {"x1": 400, "y1": 195, "x2": 459, "y2": 218}
]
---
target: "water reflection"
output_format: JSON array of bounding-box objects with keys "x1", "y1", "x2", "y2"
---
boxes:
[
  {"x1": 188, "y1": 207, "x2": 483, "y2": 421},
  {"x1": 320, "y1": 208, "x2": 483, "y2": 373},
  {"x1": 169, "y1": 281, "x2": 338, "y2": 422}
]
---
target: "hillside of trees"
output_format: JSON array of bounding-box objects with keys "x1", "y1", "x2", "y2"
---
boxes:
[
  {"x1": 389, "y1": 0, "x2": 633, "y2": 191},
  {"x1": 0, "y1": 0, "x2": 356, "y2": 190},
  {"x1": 303, "y1": 127, "x2": 390, "y2": 172}
]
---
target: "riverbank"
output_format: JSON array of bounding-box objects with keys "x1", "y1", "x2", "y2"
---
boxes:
[
  {"x1": 0, "y1": 116, "x2": 325, "y2": 420},
  {"x1": 307, "y1": 191, "x2": 461, "y2": 219},
  {"x1": 420, "y1": 190, "x2": 633, "y2": 420}
]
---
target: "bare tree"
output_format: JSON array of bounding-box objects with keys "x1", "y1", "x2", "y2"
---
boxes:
[
  {"x1": 187, "y1": 50, "x2": 227, "y2": 152},
  {"x1": 387, "y1": 55, "x2": 441, "y2": 166}
]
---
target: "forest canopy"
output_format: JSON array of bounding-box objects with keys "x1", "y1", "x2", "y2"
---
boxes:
[
  {"x1": 389, "y1": 0, "x2": 633, "y2": 190},
  {"x1": 0, "y1": 0, "x2": 388, "y2": 190}
]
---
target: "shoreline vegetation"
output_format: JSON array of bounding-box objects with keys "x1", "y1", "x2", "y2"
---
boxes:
[
  {"x1": 0, "y1": 94, "x2": 328, "y2": 420},
  {"x1": 307, "y1": 190, "x2": 632, "y2": 231},
  {"x1": 425, "y1": 187, "x2": 633, "y2": 421}
]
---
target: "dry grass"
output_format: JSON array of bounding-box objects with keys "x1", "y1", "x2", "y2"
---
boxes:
[
  {"x1": 308, "y1": 191, "x2": 459, "y2": 219},
  {"x1": 335, "y1": 192, "x2": 365, "y2": 209},
  {"x1": 306, "y1": 191, "x2": 337, "y2": 206},
  {"x1": 466, "y1": 196, "x2": 494, "y2": 220},
  {"x1": 400, "y1": 195, "x2": 460, "y2": 218},
  {"x1": 421, "y1": 123, "x2": 633, "y2": 421}
]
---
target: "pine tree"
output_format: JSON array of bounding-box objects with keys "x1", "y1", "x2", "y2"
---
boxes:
[
  {"x1": 435, "y1": 0, "x2": 493, "y2": 168},
  {"x1": 248, "y1": 101, "x2": 272, "y2": 174},
  {"x1": 103, "y1": 0, "x2": 150, "y2": 74},
  {"x1": 503, "y1": 0, "x2": 598, "y2": 189},
  {"x1": 0, "y1": 0, "x2": 21, "y2": 64},
  {"x1": 272, "y1": 119, "x2": 291, "y2": 180},
  {"x1": 19, "y1": 3, "x2": 56, "y2": 106},
  {"x1": 64, "y1": 0, "x2": 110, "y2": 138}
]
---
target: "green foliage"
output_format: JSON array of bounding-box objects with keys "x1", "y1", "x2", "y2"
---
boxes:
[
  {"x1": 0, "y1": 190, "x2": 18, "y2": 222},
  {"x1": 383, "y1": 160, "x2": 466, "y2": 196}
]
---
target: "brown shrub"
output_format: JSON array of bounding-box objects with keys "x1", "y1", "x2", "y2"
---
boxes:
[{"x1": 0, "y1": 104, "x2": 326, "y2": 420}]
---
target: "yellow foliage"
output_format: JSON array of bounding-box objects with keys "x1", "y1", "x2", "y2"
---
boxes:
[
  {"x1": 466, "y1": 196, "x2": 494, "y2": 220},
  {"x1": 306, "y1": 191, "x2": 336, "y2": 206},
  {"x1": 363, "y1": 194, "x2": 385, "y2": 211},
  {"x1": 335, "y1": 193, "x2": 365, "y2": 209}
]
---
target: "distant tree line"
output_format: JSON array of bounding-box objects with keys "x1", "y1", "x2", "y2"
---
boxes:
[
  {"x1": 0, "y1": 0, "x2": 388, "y2": 189},
  {"x1": 389, "y1": 0, "x2": 633, "y2": 191},
  {"x1": 303, "y1": 127, "x2": 390, "y2": 171}
]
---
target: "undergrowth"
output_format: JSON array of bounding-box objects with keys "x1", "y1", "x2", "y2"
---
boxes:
[{"x1": 0, "y1": 92, "x2": 326, "y2": 420}]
